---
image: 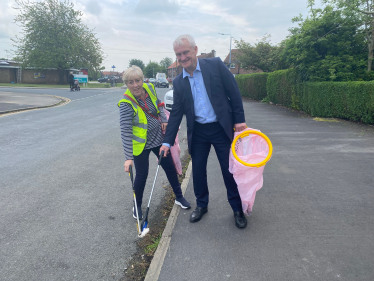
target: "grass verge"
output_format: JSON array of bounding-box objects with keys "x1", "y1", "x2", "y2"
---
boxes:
[{"x1": 119, "y1": 153, "x2": 191, "y2": 281}]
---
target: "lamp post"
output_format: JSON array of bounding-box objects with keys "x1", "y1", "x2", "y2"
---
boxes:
[
  {"x1": 111, "y1": 65, "x2": 116, "y2": 86},
  {"x1": 218, "y1": 33, "x2": 232, "y2": 66}
]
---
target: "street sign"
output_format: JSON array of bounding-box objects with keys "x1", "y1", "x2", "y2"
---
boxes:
[{"x1": 74, "y1": 74, "x2": 88, "y2": 83}]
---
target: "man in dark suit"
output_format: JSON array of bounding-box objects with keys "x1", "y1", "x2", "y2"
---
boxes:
[{"x1": 160, "y1": 34, "x2": 247, "y2": 228}]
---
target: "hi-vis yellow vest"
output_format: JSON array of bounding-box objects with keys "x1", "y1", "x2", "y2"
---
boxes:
[{"x1": 118, "y1": 83, "x2": 160, "y2": 156}]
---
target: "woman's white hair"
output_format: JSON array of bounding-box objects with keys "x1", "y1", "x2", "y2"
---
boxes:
[
  {"x1": 123, "y1": 65, "x2": 144, "y2": 85},
  {"x1": 173, "y1": 34, "x2": 196, "y2": 48}
]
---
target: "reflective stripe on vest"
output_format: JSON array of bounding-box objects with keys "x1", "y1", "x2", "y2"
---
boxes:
[
  {"x1": 117, "y1": 83, "x2": 159, "y2": 156},
  {"x1": 121, "y1": 95, "x2": 148, "y2": 130},
  {"x1": 146, "y1": 83, "x2": 155, "y2": 95},
  {"x1": 145, "y1": 83, "x2": 160, "y2": 115},
  {"x1": 132, "y1": 135, "x2": 146, "y2": 143}
]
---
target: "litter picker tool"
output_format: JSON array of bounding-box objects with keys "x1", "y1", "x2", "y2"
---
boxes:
[
  {"x1": 129, "y1": 165, "x2": 142, "y2": 237},
  {"x1": 139, "y1": 151, "x2": 164, "y2": 238}
]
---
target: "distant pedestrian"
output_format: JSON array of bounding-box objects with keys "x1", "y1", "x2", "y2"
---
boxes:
[
  {"x1": 160, "y1": 34, "x2": 248, "y2": 228},
  {"x1": 68, "y1": 73, "x2": 75, "y2": 90}
]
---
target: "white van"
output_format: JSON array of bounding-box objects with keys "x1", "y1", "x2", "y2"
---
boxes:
[{"x1": 155, "y1": 73, "x2": 166, "y2": 81}]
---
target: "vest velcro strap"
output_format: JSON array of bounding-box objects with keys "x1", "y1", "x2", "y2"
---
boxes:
[{"x1": 133, "y1": 135, "x2": 146, "y2": 143}]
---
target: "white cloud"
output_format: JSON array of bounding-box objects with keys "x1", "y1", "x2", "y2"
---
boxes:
[
  {"x1": 85, "y1": 0, "x2": 102, "y2": 16},
  {"x1": 0, "y1": 0, "x2": 323, "y2": 71}
]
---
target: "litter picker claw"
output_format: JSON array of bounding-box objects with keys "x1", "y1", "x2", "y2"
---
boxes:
[
  {"x1": 129, "y1": 165, "x2": 142, "y2": 237},
  {"x1": 139, "y1": 150, "x2": 164, "y2": 238}
]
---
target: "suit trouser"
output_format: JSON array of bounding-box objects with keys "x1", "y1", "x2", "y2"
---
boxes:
[
  {"x1": 191, "y1": 121, "x2": 242, "y2": 212},
  {"x1": 133, "y1": 145, "x2": 182, "y2": 207}
]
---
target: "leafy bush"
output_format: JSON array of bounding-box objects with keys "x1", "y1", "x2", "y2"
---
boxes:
[{"x1": 235, "y1": 73, "x2": 268, "y2": 100}]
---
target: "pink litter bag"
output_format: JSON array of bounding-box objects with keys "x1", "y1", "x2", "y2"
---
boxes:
[
  {"x1": 229, "y1": 128, "x2": 270, "y2": 216},
  {"x1": 162, "y1": 109, "x2": 182, "y2": 175}
]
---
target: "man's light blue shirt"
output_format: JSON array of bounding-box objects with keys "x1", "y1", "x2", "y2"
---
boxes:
[
  {"x1": 163, "y1": 59, "x2": 217, "y2": 148},
  {"x1": 183, "y1": 59, "x2": 217, "y2": 124}
]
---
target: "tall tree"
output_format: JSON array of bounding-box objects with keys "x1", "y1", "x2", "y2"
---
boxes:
[
  {"x1": 144, "y1": 61, "x2": 160, "y2": 78},
  {"x1": 323, "y1": 0, "x2": 374, "y2": 71},
  {"x1": 12, "y1": 0, "x2": 104, "y2": 84},
  {"x1": 280, "y1": 2, "x2": 368, "y2": 81},
  {"x1": 235, "y1": 34, "x2": 283, "y2": 72},
  {"x1": 129, "y1": 59, "x2": 145, "y2": 70},
  {"x1": 159, "y1": 57, "x2": 173, "y2": 69},
  {"x1": 88, "y1": 65, "x2": 105, "y2": 81}
]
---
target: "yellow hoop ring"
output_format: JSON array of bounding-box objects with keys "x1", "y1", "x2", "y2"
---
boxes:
[{"x1": 231, "y1": 130, "x2": 273, "y2": 168}]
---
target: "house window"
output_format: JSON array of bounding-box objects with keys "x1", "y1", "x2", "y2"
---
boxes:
[{"x1": 230, "y1": 63, "x2": 235, "y2": 69}]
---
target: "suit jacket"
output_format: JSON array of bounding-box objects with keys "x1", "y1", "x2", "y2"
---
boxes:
[{"x1": 163, "y1": 57, "x2": 245, "y2": 154}]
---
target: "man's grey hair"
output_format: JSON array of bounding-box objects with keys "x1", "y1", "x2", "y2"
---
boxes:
[{"x1": 173, "y1": 34, "x2": 196, "y2": 48}]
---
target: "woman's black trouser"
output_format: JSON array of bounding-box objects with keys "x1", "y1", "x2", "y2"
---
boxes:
[{"x1": 133, "y1": 145, "x2": 182, "y2": 206}]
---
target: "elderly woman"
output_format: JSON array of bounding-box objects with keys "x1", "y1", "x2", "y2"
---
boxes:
[{"x1": 118, "y1": 65, "x2": 190, "y2": 219}]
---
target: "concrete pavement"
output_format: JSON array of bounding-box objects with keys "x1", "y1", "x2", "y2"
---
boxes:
[
  {"x1": 149, "y1": 100, "x2": 374, "y2": 281},
  {"x1": 0, "y1": 91, "x2": 65, "y2": 114},
  {"x1": 0, "y1": 86, "x2": 128, "y2": 114}
]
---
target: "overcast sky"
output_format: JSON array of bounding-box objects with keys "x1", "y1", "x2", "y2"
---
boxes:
[{"x1": 0, "y1": 0, "x2": 323, "y2": 72}]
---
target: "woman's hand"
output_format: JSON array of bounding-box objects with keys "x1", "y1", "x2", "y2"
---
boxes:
[
  {"x1": 124, "y1": 160, "x2": 133, "y2": 173},
  {"x1": 161, "y1": 122, "x2": 168, "y2": 131}
]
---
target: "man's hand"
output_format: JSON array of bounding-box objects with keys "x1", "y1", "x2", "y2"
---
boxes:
[
  {"x1": 234, "y1": 123, "x2": 247, "y2": 132},
  {"x1": 124, "y1": 160, "x2": 133, "y2": 173},
  {"x1": 159, "y1": 145, "x2": 170, "y2": 157},
  {"x1": 161, "y1": 122, "x2": 168, "y2": 131}
]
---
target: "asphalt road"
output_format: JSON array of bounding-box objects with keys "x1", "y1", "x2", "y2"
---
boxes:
[{"x1": 0, "y1": 86, "x2": 187, "y2": 281}]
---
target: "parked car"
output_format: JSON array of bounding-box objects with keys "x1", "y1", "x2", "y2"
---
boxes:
[
  {"x1": 167, "y1": 78, "x2": 172, "y2": 82},
  {"x1": 156, "y1": 78, "x2": 169, "y2": 88},
  {"x1": 98, "y1": 76, "x2": 108, "y2": 83},
  {"x1": 144, "y1": 78, "x2": 149, "y2": 83},
  {"x1": 149, "y1": 78, "x2": 156, "y2": 85},
  {"x1": 164, "y1": 90, "x2": 173, "y2": 111},
  {"x1": 107, "y1": 75, "x2": 122, "y2": 83}
]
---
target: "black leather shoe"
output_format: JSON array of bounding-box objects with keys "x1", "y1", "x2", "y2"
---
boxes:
[
  {"x1": 234, "y1": 211, "x2": 247, "y2": 228},
  {"x1": 190, "y1": 207, "x2": 208, "y2": 223}
]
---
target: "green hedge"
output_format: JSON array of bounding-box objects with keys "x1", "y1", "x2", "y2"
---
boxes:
[
  {"x1": 244, "y1": 68, "x2": 374, "y2": 124},
  {"x1": 303, "y1": 82, "x2": 374, "y2": 124},
  {"x1": 266, "y1": 69, "x2": 304, "y2": 110},
  {"x1": 235, "y1": 73, "x2": 268, "y2": 100}
]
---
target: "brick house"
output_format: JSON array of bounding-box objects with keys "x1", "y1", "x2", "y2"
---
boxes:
[
  {"x1": 101, "y1": 71, "x2": 123, "y2": 77},
  {"x1": 167, "y1": 50, "x2": 216, "y2": 80},
  {"x1": 223, "y1": 49, "x2": 262, "y2": 76},
  {"x1": 0, "y1": 60, "x2": 81, "y2": 84},
  {"x1": 167, "y1": 61, "x2": 181, "y2": 80}
]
